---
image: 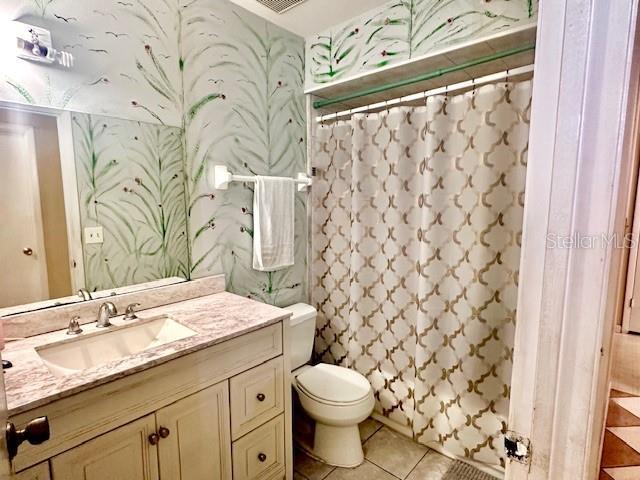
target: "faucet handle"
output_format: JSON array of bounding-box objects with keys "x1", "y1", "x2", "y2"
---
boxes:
[
  {"x1": 66, "y1": 316, "x2": 82, "y2": 335},
  {"x1": 124, "y1": 303, "x2": 141, "y2": 321}
]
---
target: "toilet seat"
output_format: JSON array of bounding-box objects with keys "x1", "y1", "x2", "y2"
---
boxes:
[{"x1": 295, "y1": 363, "x2": 371, "y2": 406}]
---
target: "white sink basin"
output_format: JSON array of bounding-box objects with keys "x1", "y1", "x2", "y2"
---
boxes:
[{"x1": 36, "y1": 315, "x2": 196, "y2": 377}]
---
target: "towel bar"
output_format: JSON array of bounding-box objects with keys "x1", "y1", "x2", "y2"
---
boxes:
[{"x1": 209, "y1": 165, "x2": 312, "y2": 192}]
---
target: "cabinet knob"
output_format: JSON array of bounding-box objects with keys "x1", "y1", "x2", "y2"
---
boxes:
[
  {"x1": 256, "y1": 393, "x2": 266, "y2": 402},
  {"x1": 148, "y1": 433, "x2": 160, "y2": 445},
  {"x1": 158, "y1": 427, "x2": 170, "y2": 438},
  {"x1": 258, "y1": 452, "x2": 267, "y2": 462},
  {"x1": 22, "y1": 247, "x2": 33, "y2": 256}
]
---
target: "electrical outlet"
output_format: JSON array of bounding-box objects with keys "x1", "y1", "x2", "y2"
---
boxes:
[{"x1": 84, "y1": 226, "x2": 104, "y2": 244}]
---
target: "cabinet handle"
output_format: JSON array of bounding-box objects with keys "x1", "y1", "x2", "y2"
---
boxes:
[
  {"x1": 6, "y1": 417, "x2": 50, "y2": 461},
  {"x1": 258, "y1": 452, "x2": 267, "y2": 462},
  {"x1": 148, "y1": 433, "x2": 160, "y2": 445},
  {"x1": 256, "y1": 393, "x2": 266, "y2": 402},
  {"x1": 158, "y1": 427, "x2": 170, "y2": 438}
]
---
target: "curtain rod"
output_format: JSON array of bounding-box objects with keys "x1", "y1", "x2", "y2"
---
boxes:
[
  {"x1": 312, "y1": 43, "x2": 535, "y2": 110},
  {"x1": 315, "y1": 64, "x2": 534, "y2": 123}
]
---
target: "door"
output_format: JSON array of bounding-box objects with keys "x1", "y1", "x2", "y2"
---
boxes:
[
  {"x1": 0, "y1": 123, "x2": 48, "y2": 307},
  {"x1": 49, "y1": 415, "x2": 159, "y2": 480},
  {"x1": 156, "y1": 382, "x2": 232, "y2": 480}
]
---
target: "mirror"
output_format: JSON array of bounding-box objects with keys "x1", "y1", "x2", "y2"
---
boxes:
[{"x1": 0, "y1": 103, "x2": 189, "y2": 312}]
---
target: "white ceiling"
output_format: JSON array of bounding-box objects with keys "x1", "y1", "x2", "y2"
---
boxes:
[{"x1": 228, "y1": 0, "x2": 390, "y2": 37}]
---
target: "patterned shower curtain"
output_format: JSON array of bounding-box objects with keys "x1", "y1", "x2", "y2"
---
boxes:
[{"x1": 312, "y1": 80, "x2": 532, "y2": 468}]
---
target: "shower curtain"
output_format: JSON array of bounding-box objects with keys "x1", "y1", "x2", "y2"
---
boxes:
[{"x1": 311, "y1": 80, "x2": 532, "y2": 468}]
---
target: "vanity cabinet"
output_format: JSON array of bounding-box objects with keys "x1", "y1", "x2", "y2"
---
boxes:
[
  {"x1": 50, "y1": 383, "x2": 232, "y2": 480},
  {"x1": 232, "y1": 415, "x2": 286, "y2": 480},
  {"x1": 9, "y1": 463, "x2": 50, "y2": 480},
  {"x1": 156, "y1": 382, "x2": 232, "y2": 479},
  {"x1": 50, "y1": 415, "x2": 159, "y2": 480},
  {"x1": 9, "y1": 322, "x2": 291, "y2": 480}
]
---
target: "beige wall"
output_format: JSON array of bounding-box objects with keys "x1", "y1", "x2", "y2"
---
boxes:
[{"x1": 0, "y1": 108, "x2": 72, "y2": 299}]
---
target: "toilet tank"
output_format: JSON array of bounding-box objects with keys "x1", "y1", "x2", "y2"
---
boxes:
[{"x1": 283, "y1": 303, "x2": 317, "y2": 370}]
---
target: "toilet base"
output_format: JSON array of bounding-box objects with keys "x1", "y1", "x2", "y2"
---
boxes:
[{"x1": 313, "y1": 422, "x2": 364, "y2": 468}]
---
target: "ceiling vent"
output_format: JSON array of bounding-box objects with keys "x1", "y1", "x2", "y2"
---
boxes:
[{"x1": 255, "y1": 0, "x2": 307, "y2": 13}]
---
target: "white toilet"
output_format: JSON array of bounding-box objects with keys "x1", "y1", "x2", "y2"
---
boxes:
[{"x1": 285, "y1": 303, "x2": 375, "y2": 468}]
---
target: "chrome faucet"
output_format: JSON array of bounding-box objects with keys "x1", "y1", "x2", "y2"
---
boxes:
[
  {"x1": 77, "y1": 288, "x2": 93, "y2": 301},
  {"x1": 96, "y1": 301, "x2": 117, "y2": 328}
]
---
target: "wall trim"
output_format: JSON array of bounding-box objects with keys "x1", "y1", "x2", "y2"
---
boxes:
[{"x1": 506, "y1": 1, "x2": 640, "y2": 479}]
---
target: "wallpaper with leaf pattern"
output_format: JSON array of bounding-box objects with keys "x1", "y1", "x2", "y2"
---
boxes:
[
  {"x1": 72, "y1": 113, "x2": 188, "y2": 292},
  {"x1": 0, "y1": 0, "x2": 307, "y2": 305},
  {"x1": 0, "y1": 0, "x2": 182, "y2": 125},
  {"x1": 181, "y1": 0, "x2": 307, "y2": 306},
  {"x1": 305, "y1": 0, "x2": 538, "y2": 89}
]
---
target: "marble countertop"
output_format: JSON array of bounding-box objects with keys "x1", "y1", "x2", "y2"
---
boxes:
[{"x1": 3, "y1": 292, "x2": 290, "y2": 416}]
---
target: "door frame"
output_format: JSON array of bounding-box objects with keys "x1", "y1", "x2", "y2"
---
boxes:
[
  {"x1": 506, "y1": 1, "x2": 640, "y2": 479},
  {"x1": 0, "y1": 102, "x2": 85, "y2": 295}
]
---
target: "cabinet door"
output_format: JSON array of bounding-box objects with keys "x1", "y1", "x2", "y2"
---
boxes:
[
  {"x1": 50, "y1": 415, "x2": 158, "y2": 480},
  {"x1": 10, "y1": 462, "x2": 50, "y2": 479},
  {"x1": 156, "y1": 382, "x2": 232, "y2": 480}
]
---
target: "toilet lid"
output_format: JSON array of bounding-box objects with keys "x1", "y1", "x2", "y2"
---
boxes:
[{"x1": 296, "y1": 364, "x2": 371, "y2": 404}]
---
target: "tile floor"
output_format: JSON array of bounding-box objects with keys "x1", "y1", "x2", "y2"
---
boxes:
[
  {"x1": 294, "y1": 418, "x2": 480, "y2": 480},
  {"x1": 600, "y1": 389, "x2": 640, "y2": 480}
]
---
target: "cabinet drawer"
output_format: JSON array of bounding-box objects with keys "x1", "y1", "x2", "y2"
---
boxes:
[
  {"x1": 232, "y1": 415, "x2": 285, "y2": 480},
  {"x1": 230, "y1": 357, "x2": 284, "y2": 440}
]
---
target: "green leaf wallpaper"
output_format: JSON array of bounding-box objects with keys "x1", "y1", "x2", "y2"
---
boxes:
[
  {"x1": 0, "y1": 0, "x2": 529, "y2": 305},
  {"x1": 0, "y1": 0, "x2": 307, "y2": 306},
  {"x1": 0, "y1": 0, "x2": 182, "y2": 125},
  {"x1": 180, "y1": 0, "x2": 307, "y2": 306},
  {"x1": 72, "y1": 113, "x2": 189, "y2": 292},
  {"x1": 306, "y1": 0, "x2": 538, "y2": 88}
]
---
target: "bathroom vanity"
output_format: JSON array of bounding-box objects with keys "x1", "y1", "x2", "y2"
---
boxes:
[{"x1": 2, "y1": 287, "x2": 293, "y2": 480}]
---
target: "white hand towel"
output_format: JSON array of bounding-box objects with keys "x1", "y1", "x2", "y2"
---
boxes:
[{"x1": 253, "y1": 176, "x2": 295, "y2": 271}]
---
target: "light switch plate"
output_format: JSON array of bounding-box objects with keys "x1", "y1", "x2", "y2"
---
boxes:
[{"x1": 84, "y1": 226, "x2": 104, "y2": 244}]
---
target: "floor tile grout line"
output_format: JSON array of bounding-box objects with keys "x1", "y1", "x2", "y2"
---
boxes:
[
  {"x1": 402, "y1": 450, "x2": 431, "y2": 480},
  {"x1": 320, "y1": 467, "x2": 336, "y2": 480},
  {"x1": 363, "y1": 425, "x2": 430, "y2": 479},
  {"x1": 363, "y1": 422, "x2": 385, "y2": 447},
  {"x1": 363, "y1": 458, "x2": 406, "y2": 479}
]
